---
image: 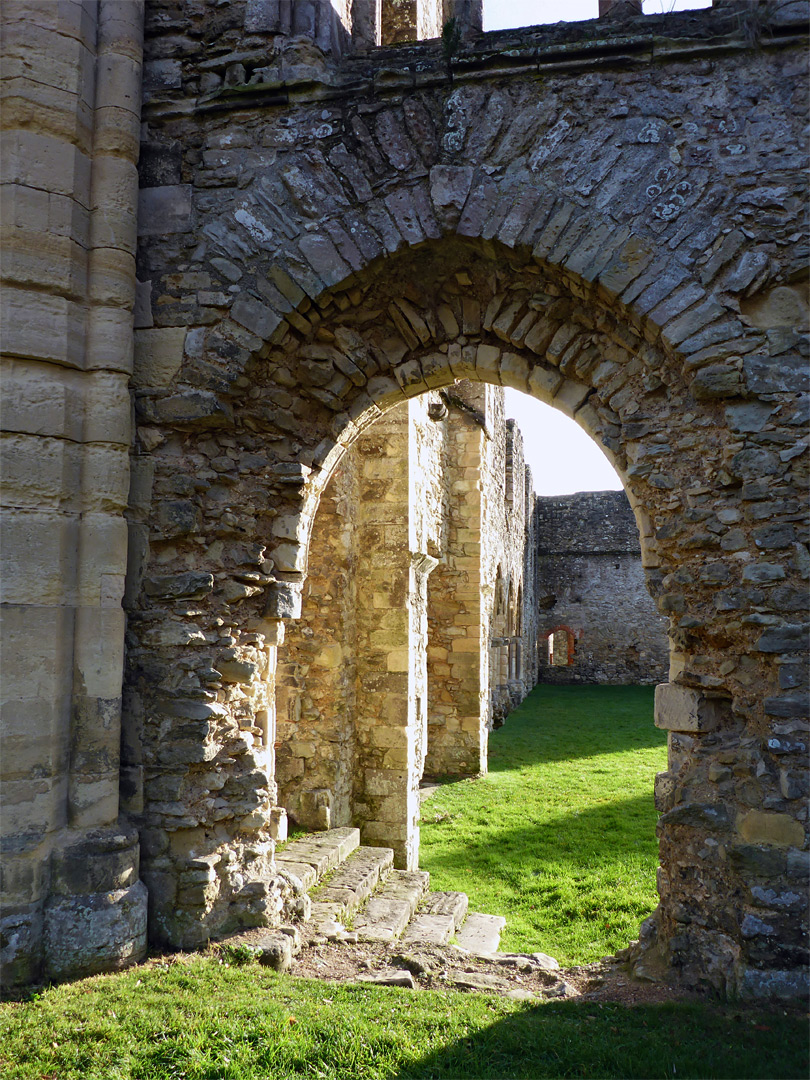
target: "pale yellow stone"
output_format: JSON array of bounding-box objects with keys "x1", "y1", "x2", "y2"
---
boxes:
[
  {"x1": 73, "y1": 605, "x2": 126, "y2": 699},
  {"x1": 737, "y1": 810, "x2": 805, "y2": 848},
  {"x1": 88, "y1": 247, "x2": 137, "y2": 307},
  {"x1": 386, "y1": 648, "x2": 410, "y2": 672},
  {"x1": 76, "y1": 513, "x2": 129, "y2": 603},
  {"x1": 0, "y1": 129, "x2": 91, "y2": 203},
  {"x1": 88, "y1": 154, "x2": 139, "y2": 253},
  {"x1": 1, "y1": 286, "x2": 86, "y2": 368},
  {"x1": 81, "y1": 444, "x2": 131, "y2": 513},
  {"x1": 314, "y1": 643, "x2": 343, "y2": 668},
  {"x1": 132, "y1": 327, "x2": 186, "y2": 388},
  {"x1": 0, "y1": 433, "x2": 81, "y2": 510},
  {"x1": 0, "y1": 509, "x2": 80, "y2": 605},
  {"x1": 85, "y1": 305, "x2": 134, "y2": 373},
  {"x1": 0, "y1": 226, "x2": 88, "y2": 296}
]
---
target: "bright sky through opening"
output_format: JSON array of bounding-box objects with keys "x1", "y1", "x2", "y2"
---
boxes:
[{"x1": 494, "y1": 0, "x2": 710, "y2": 494}]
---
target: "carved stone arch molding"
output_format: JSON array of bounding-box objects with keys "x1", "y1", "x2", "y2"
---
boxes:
[{"x1": 126, "y1": 15, "x2": 808, "y2": 995}]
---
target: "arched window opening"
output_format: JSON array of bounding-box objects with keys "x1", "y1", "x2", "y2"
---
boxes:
[{"x1": 547, "y1": 626, "x2": 576, "y2": 668}]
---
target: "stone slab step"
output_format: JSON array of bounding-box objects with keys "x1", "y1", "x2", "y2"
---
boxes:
[
  {"x1": 278, "y1": 827, "x2": 360, "y2": 879},
  {"x1": 419, "y1": 891, "x2": 469, "y2": 930},
  {"x1": 400, "y1": 912, "x2": 455, "y2": 946},
  {"x1": 455, "y1": 912, "x2": 506, "y2": 954},
  {"x1": 354, "y1": 870, "x2": 430, "y2": 943},
  {"x1": 312, "y1": 845, "x2": 394, "y2": 915},
  {"x1": 274, "y1": 859, "x2": 318, "y2": 892}
]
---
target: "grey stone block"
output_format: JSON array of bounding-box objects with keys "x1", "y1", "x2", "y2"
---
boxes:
[
  {"x1": 654, "y1": 684, "x2": 725, "y2": 733},
  {"x1": 137, "y1": 185, "x2": 193, "y2": 236}
]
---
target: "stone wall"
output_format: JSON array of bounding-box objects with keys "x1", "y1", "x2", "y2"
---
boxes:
[
  {"x1": 1, "y1": 0, "x2": 808, "y2": 996},
  {"x1": 0, "y1": 0, "x2": 148, "y2": 986},
  {"x1": 278, "y1": 385, "x2": 538, "y2": 866},
  {"x1": 536, "y1": 490, "x2": 669, "y2": 684}
]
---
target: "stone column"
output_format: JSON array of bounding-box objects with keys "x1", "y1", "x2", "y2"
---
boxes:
[
  {"x1": 353, "y1": 407, "x2": 418, "y2": 867},
  {"x1": 426, "y1": 406, "x2": 488, "y2": 776},
  {"x1": 0, "y1": 0, "x2": 146, "y2": 987}
]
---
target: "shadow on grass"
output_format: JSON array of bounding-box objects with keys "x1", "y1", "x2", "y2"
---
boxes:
[
  {"x1": 395, "y1": 999, "x2": 809, "y2": 1080},
  {"x1": 421, "y1": 792, "x2": 657, "y2": 872},
  {"x1": 487, "y1": 684, "x2": 665, "y2": 768}
]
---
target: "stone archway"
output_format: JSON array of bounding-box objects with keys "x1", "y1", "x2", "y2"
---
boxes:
[
  {"x1": 3, "y1": 0, "x2": 806, "y2": 995},
  {"x1": 126, "y1": 224, "x2": 806, "y2": 990},
  {"x1": 124, "y1": 4, "x2": 808, "y2": 991}
]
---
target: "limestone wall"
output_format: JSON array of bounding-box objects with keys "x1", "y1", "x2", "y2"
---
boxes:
[
  {"x1": 278, "y1": 387, "x2": 538, "y2": 865},
  {"x1": 535, "y1": 490, "x2": 670, "y2": 684},
  {"x1": 0, "y1": 0, "x2": 148, "y2": 986}
]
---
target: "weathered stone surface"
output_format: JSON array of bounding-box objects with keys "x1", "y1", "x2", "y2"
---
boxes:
[
  {"x1": 536, "y1": 492, "x2": 668, "y2": 685},
  {"x1": 455, "y1": 912, "x2": 506, "y2": 954},
  {"x1": 358, "y1": 968, "x2": 416, "y2": 988},
  {"x1": 654, "y1": 685, "x2": 726, "y2": 733},
  {"x1": 448, "y1": 970, "x2": 511, "y2": 992},
  {"x1": 4, "y1": 0, "x2": 809, "y2": 997}
]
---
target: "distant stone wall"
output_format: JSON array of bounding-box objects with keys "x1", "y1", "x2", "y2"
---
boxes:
[{"x1": 535, "y1": 490, "x2": 669, "y2": 684}]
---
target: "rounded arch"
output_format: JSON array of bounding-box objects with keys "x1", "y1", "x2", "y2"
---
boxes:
[
  {"x1": 128, "y1": 205, "x2": 799, "y2": 992},
  {"x1": 545, "y1": 624, "x2": 578, "y2": 668},
  {"x1": 217, "y1": 223, "x2": 748, "y2": 596}
]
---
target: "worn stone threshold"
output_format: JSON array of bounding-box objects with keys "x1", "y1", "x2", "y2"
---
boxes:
[{"x1": 209, "y1": 929, "x2": 705, "y2": 1007}]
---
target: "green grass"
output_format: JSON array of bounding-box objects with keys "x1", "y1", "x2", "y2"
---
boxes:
[
  {"x1": 420, "y1": 685, "x2": 668, "y2": 964},
  {"x1": 2, "y1": 686, "x2": 807, "y2": 1079},
  {"x1": 1, "y1": 956, "x2": 806, "y2": 1080}
]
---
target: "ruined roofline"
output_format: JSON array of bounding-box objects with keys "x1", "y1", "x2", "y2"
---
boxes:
[{"x1": 146, "y1": 3, "x2": 809, "y2": 119}]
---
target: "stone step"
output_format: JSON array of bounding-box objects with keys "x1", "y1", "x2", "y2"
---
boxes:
[
  {"x1": 274, "y1": 859, "x2": 317, "y2": 893},
  {"x1": 309, "y1": 845, "x2": 394, "y2": 932},
  {"x1": 400, "y1": 912, "x2": 455, "y2": 946},
  {"x1": 455, "y1": 912, "x2": 506, "y2": 954},
  {"x1": 353, "y1": 870, "x2": 430, "y2": 943},
  {"x1": 420, "y1": 890, "x2": 469, "y2": 930},
  {"x1": 276, "y1": 827, "x2": 360, "y2": 881}
]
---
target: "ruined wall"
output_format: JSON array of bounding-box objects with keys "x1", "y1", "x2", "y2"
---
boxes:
[
  {"x1": 278, "y1": 387, "x2": 538, "y2": 859},
  {"x1": 275, "y1": 446, "x2": 359, "y2": 831},
  {"x1": 536, "y1": 490, "x2": 670, "y2": 684},
  {"x1": 126, "y1": 0, "x2": 808, "y2": 993},
  {"x1": 2, "y1": 0, "x2": 808, "y2": 996}
]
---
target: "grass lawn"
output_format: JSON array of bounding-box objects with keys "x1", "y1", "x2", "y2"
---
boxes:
[
  {"x1": 2, "y1": 685, "x2": 807, "y2": 1079},
  {"x1": 420, "y1": 684, "x2": 668, "y2": 963},
  {"x1": 1, "y1": 956, "x2": 807, "y2": 1080}
]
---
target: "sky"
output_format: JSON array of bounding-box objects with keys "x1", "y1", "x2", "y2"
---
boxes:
[
  {"x1": 504, "y1": 389, "x2": 623, "y2": 496},
  {"x1": 490, "y1": 0, "x2": 710, "y2": 495},
  {"x1": 483, "y1": 0, "x2": 711, "y2": 32}
]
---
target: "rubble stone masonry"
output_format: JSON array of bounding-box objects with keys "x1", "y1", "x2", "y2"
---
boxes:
[
  {"x1": 1, "y1": 0, "x2": 808, "y2": 998},
  {"x1": 536, "y1": 490, "x2": 669, "y2": 684}
]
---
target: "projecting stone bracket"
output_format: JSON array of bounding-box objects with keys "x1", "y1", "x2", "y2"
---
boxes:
[
  {"x1": 654, "y1": 683, "x2": 729, "y2": 733},
  {"x1": 263, "y1": 579, "x2": 304, "y2": 619}
]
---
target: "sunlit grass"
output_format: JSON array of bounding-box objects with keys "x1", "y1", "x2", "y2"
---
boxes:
[
  {"x1": 1, "y1": 957, "x2": 806, "y2": 1080},
  {"x1": 420, "y1": 684, "x2": 667, "y2": 963}
]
